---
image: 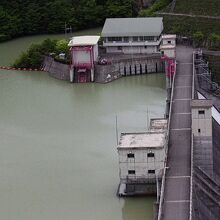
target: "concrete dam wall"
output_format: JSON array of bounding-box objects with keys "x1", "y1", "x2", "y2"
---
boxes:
[{"x1": 43, "y1": 55, "x2": 164, "y2": 83}]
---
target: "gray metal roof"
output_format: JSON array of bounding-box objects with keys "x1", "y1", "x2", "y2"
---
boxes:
[
  {"x1": 191, "y1": 99, "x2": 213, "y2": 108},
  {"x1": 102, "y1": 17, "x2": 163, "y2": 37}
]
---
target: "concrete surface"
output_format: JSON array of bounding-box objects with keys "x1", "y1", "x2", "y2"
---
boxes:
[{"x1": 162, "y1": 46, "x2": 193, "y2": 220}]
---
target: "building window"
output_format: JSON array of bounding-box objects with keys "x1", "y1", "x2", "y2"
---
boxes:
[
  {"x1": 198, "y1": 129, "x2": 201, "y2": 133},
  {"x1": 147, "y1": 152, "x2": 155, "y2": 157},
  {"x1": 133, "y1": 36, "x2": 139, "y2": 42},
  {"x1": 148, "y1": 170, "x2": 155, "y2": 174},
  {"x1": 108, "y1": 37, "x2": 113, "y2": 42},
  {"x1": 139, "y1": 36, "x2": 144, "y2": 41},
  {"x1": 127, "y1": 153, "x2": 134, "y2": 158},
  {"x1": 108, "y1": 37, "x2": 122, "y2": 42},
  {"x1": 124, "y1": 37, "x2": 129, "y2": 42},
  {"x1": 144, "y1": 46, "x2": 147, "y2": 49},
  {"x1": 198, "y1": 110, "x2": 205, "y2": 115},
  {"x1": 168, "y1": 40, "x2": 171, "y2": 44},
  {"x1": 144, "y1": 36, "x2": 155, "y2": 41},
  {"x1": 115, "y1": 37, "x2": 122, "y2": 42},
  {"x1": 117, "y1": 46, "x2": 122, "y2": 50},
  {"x1": 128, "y1": 170, "x2": 135, "y2": 175}
]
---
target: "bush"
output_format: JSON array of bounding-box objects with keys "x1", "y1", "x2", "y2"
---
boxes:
[
  {"x1": 13, "y1": 38, "x2": 60, "y2": 69},
  {"x1": 55, "y1": 39, "x2": 68, "y2": 54},
  {"x1": 208, "y1": 33, "x2": 220, "y2": 50},
  {"x1": 193, "y1": 31, "x2": 204, "y2": 47}
]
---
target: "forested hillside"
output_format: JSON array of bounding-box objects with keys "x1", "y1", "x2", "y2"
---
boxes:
[
  {"x1": 0, "y1": 0, "x2": 135, "y2": 41},
  {"x1": 173, "y1": 0, "x2": 220, "y2": 16}
]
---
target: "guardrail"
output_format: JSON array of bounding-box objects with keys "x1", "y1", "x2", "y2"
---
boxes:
[
  {"x1": 157, "y1": 60, "x2": 177, "y2": 220},
  {"x1": 189, "y1": 51, "x2": 195, "y2": 220}
]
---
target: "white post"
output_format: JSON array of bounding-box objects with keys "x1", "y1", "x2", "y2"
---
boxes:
[
  {"x1": 91, "y1": 68, "x2": 94, "y2": 82},
  {"x1": 70, "y1": 68, "x2": 74, "y2": 82},
  {"x1": 156, "y1": 172, "x2": 160, "y2": 203}
]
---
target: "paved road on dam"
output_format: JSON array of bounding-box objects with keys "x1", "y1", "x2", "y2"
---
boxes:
[{"x1": 162, "y1": 46, "x2": 193, "y2": 220}]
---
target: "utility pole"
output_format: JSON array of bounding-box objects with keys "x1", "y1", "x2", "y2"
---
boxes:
[
  {"x1": 65, "y1": 22, "x2": 73, "y2": 39},
  {"x1": 65, "y1": 22, "x2": 67, "y2": 39}
]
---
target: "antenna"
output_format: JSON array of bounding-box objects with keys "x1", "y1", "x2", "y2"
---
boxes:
[
  {"x1": 147, "y1": 107, "x2": 149, "y2": 130},
  {"x1": 116, "y1": 115, "x2": 119, "y2": 145}
]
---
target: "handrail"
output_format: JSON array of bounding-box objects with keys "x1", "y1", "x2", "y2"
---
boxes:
[
  {"x1": 157, "y1": 60, "x2": 177, "y2": 220},
  {"x1": 189, "y1": 51, "x2": 195, "y2": 220}
]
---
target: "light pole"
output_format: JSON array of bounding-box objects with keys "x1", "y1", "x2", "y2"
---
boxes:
[
  {"x1": 155, "y1": 167, "x2": 169, "y2": 203},
  {"x1": 155, "y1": 169, "x2": 163, "y2": 203}
]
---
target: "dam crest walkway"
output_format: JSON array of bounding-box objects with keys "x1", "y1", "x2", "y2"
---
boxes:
[{"x1": 159, "y1": 46, "x2": 193, "y2": 220}]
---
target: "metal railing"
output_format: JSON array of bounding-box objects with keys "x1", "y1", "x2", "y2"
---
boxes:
[
  {"x1": 189, "y1": 51, "x2": 196, "y2": 220},
  {"x1": 195, "y1": 50, "x2": 220, "y2": 97},
  {"x1": 157, "y1": 60, "x2": 177, "y2": 220}
]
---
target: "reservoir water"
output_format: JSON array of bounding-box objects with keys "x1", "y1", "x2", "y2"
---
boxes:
[{"x1": 0, "y1": 28, "x2": 166, "y2": 220}]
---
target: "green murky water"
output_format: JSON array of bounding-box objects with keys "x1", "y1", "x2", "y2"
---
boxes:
[{"x1": 0, "y1": 28, "x2": 166, "y2": 220}]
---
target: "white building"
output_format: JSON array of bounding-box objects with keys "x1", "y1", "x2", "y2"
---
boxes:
[
  {"x1": 102, "y1": 17, "x2": 163, "y2": 54},
  {"x1": 117, "y1": 131, "x2": 166, "y2": 195},
  {"x1": 191, "y1": 99, "x2": 213, "y2": 137},
  {"x1": 160, "y1": 35, "x2": 176, "y2": 59},
  {"x1": 68, "y1": 36, "x2": 100, "y2": 83}
]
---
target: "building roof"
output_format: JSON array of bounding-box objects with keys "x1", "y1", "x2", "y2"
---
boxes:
[
  {"x1": 118, "y1": 132, "x2": 166, "y2": 149},
  {"x1": 68, "y1": 36, "x2": 100, "y2": 46},
  {"x1": 102, "y1": 17, "x2": 163, "y2": 37},
  {"x1": 150, "y1": 118, "x2": 168, "y2": 130},
  {"x1": 162, "y1": 34, "x2": 176, "y2": 39},
  {"x1": 191, "y1": 99, "x2": 213, "y2": 108}
]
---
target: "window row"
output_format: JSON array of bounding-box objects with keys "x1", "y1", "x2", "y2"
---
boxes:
[
  {"x1": 106, "y1": 36, "x2": 157, "y2": 42},
  {"x1": 128, "y1": 169, "x2": 155, "y2": 175},
  {"x1": 127, "y1": 152, "x2": 155, "y2": 158}
]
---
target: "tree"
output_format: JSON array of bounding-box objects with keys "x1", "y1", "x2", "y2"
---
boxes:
[
  {"x1": 0, "y1": 0, "x2": 136, "y2": 40},
  {"x1": 56, "y1": 39, "x2": 68, "y2": 53}
]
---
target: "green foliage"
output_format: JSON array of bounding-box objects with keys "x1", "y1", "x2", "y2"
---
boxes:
[
  {"x1": 55, "y1": 39, "x2": 68, "y2": 53},
  {"x1": 13, "y1": 38, "x2": 58, "y2": 69},
  {"x1": 139, "y1": 0, "x2": 172, "y2": 16},
  {"x1": 208, "y1": 34, "x2": 220, "y2": 51},
  {"x1": 161, "y1": 0, "x2": 220, "y2": 42},
  {"x1": 173, "y1": 0, "x2": 220, "y2": 16},
  {"x1": 163, "y1": 15, "x2": 220, "y2": 37},
  {"x1": 106, "y1": 0, "x2": 134, "y2": 18},
  {"x1": 0, "y1": 0, "x2": 135, "y2": 40},
  {"x1": 193, "y1": 31, "x2": 204, "y2": 47}
]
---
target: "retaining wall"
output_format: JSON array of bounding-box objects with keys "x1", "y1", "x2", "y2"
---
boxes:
[
  {"x1": 43, "y1": 55, "x2": 164, "y2": 83},
  {"x1": 42, "y1": 56, "x2": 70, "y2": 81},
  {"x1": 95, "y1": 55, "x2": 164, "y2": 83}
]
